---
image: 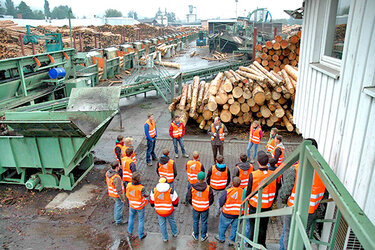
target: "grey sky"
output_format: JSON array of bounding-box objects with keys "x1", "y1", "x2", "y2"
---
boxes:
[{"x1": 16, "y1": 0, "x2": 302, "y2": 20}]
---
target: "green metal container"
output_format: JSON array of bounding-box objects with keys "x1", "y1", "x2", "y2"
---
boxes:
[{"x1": 0, "y1": 87, "x2": 121, "y2": 191}]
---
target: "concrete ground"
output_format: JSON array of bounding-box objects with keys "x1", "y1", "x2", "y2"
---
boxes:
[{"x1": 0, "y1": 42, "x2": 303, "y2": 249}]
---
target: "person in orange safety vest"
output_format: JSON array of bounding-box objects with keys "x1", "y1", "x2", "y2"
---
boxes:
[
  {"x1": 121, "y1": 137, "x2": 137, "y2": 165},
  {"x1": 278, "y1": 138, "x2": 326, "y2": 250},
  {"x1": 169, "y1": 115, "x2": 189, "y2": 158},
  {"x1": 184, "y1": 151, "x2": 205, "y2": 204},
  {"x1": 272, "y1": 135, "x2": 285, "y2": 167},
  {"x1": 105, "y1": 161, "x2": 126, "y2": 225},
  {"x1": 215, "y1": 177, "x2": 244, "y2": 245},
  {"x1": 150, "y1": 177, "x2": 179, "y2": 242},
  {"x1": 157, "y1": 149, "x2": 177, "y2": 189},
  {"x1": 266, "y1": 127, "x2": 278, "y2": 153},
  {"x1": 247, "y1": 120, "x2": 263, "y2": 162},
  {"x1": 187, "y1": 171, "x2": 214, "y2": 242},
  {"x1": 126, "y1": 171, "x2": 149, "y2": 240},
  {"x1": 207, "y1": 117, "x2": 228, "y2": 162},
  {"x1": 144, "y1": 113, "x2": 158, "y2": 166},
  {"x1": 114, "y1": 135, "x2": 124, "y2": 166},
  {"x1": 233, "y1": 153, "x2": 254, "y2": 189}
]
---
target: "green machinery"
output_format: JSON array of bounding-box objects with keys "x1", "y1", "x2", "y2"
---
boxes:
[
  {"x1": 236, "y1": 141, "x2": 375, "y2": 249},
  {"x1": 0, "y1": 87, "x2": 121, "y2": 191},
  {"x1": 23, "y1": 25, "x2": 64, "y2": 52}
]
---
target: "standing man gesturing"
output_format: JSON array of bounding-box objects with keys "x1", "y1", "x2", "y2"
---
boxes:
[
  {"x1": 144, "y1": 113, "x2": 158, "y2": 166},
  {"x1": 207, "y1": 117, "x2": 228, "y2": 162}
]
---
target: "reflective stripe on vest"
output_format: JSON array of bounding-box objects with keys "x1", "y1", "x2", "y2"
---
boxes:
[
  {"x1": 266, "y1": 137, "x2": 276, "y2": 152},
  {"x1": 272, "y1": 145, "x2": 285, "y2": 166},
  {"x1": 192, "y1": 186, "x2": 210, "y2": 211},
  {"x1": 249, "y1": 169, "x2": 277, "y2": 209},
  {"x1": 171, "y1": 122, "x2": 183, "y2": 138},
  {"x1": 249, "y1": 125, "x2": 261, "y2": 144},
  {"x1": 210, "y1": 165, "x2": 228, "y2": 190},
  {"x1": 126, "y1": 183, "x2": 148, "y2": 210},
  {"x1": 153, "y1": 188, "x2": 173, "y2": 216},
  {"x1": 186, "y1": 160, "x2": 202, "y2": 184},
  {"x1": 145, "y1": 119, "x2": 156, "y2": 138},
  {"x1": 121, "y1": 145, "x2": 137, "y2": 165},
  {"x1": 237, "y1": 165, "x2": 253, "y2": 189},
  {"x1": 287, "y1": 163, "x2": 326, "y2": 214},
  {"x1": 121, "y1": 156, "x2": 133, "y2": 182},
  {"x1": 211, "y1": 123, "x2": 225, "y2": 141},
  {"x1": 106, "y1": 171, "x2": 124, "y2": 198},
  {"x1": 158, "y1": 159, "x2": 175, "y2": 183},
  {"x1": 222, "y1": 187, "x2": 244, "y2": 216}
]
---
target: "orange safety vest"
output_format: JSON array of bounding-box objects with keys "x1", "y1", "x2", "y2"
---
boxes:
[
  {"x1": 121, "y1": 156, "x2": 133, "y2": 182},
  {"x1": 249, "y1": 125, "x2": 261, "y2": 144},
  {"x1": 287, "y1": 163, "x2": 326, "y2": 214},
  {"x1": 191, "y1": 185, "x2": 210, "y2": 211},
  {"x1": 158, "y1": 159, "x2": 175, "y2": 183},
  {"x1": 236, "y1": 164, "x2": 254, "y2": 189},
  {"x1": 106, "y1": 171, "x2": 124, "y2": 198},
  {"x1": 145, "y1": 119, "x2": 156, "y2": 138},
  {"x1": 272, "y1": 145, "x2": 285, "y2": 166},
  {"x1": 210, "y1": 165, "x2": 228, "y2": 190},
  {"x1": 249, "y1": 169, "x2": 276, "y2": 209},
  {"x1": 153, "y1": 187, "x2": 174, "y2": 217},
  {"x1": 211, "y1": 123, "x2": 225, "y2": 141},
  {"x1": 266, "y1": 137, "x2": 276, "y2": 152},
  {"x1": 171, "y1": 122, "x2": 183, "y2": 138},
  {"x1": 121, "y1": 145, "x2": 137, "y2": 165},
  {"x1": 222, "y1": 187, "x2": 244, "y2": 216},
  {"x1": 186, "y1": 160, "x2": 202, "y2": 184},
  {"x1": 114, "y1": 143, "x2": 123, "y2": 164},
  {"x1": 126, "y1": 183, "x2": 148, "y2": 210}
]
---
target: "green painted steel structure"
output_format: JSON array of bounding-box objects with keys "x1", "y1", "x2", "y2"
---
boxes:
[
  {"x1": 0, "y1": 87, "x2": 121, "y2": 191},
  {"x1": 236, "y1": 141, "x2": 375, "y2": 249}
]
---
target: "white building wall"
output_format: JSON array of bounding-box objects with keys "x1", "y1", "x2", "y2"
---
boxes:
[{"x1": 294, "y1": 0, "x2": 375, "y2": 223}]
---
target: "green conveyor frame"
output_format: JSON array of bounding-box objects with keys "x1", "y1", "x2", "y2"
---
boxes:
[{"x1": 0, "y1": 87, "x2": 121, "y2": 191}]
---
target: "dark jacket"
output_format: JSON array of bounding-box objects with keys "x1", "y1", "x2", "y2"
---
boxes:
[
  {"x1": 207, "y1": 164, "x2": 231, "y2": 190},
  {"x1": 207, "y1": 122, "x2": 228, "y2": 146},
  {"x1": 106, "y1": 169, "x2": 125, "y2": 202},
  {"x1": 187, "y1": 181, "x2": 214, "y2": 208},
  {"x1": 218, "y1": 188, "x2": 243, "y2": 219},
  {"x1": 278, "y1": 166, "x2": 297, "y2": 205},
  {"x1": 233, "y1": 162, "x2": 253, "y2": 177},
  {"x1": 115, "y1": 144, "x2": 122, "y2": 164},
  {"x1": 157, "y1": 155, "x2": 177, "y2": 179}
]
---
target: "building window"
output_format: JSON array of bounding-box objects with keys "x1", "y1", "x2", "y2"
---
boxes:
[{"x1": 323, "y1": 0, "x2": 350, "y2": 60}]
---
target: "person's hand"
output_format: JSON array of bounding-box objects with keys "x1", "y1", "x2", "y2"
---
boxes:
[{"x1": 214, "y1": 133, "x2": 217, "y2": 137}]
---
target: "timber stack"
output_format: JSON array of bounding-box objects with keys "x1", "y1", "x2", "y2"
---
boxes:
[
  {"x1": 254, "y1": 31, "x2": 301, "y2": 72},
  {"x1": 168, "y1": 62, "x2": 298, "y2": 132}
]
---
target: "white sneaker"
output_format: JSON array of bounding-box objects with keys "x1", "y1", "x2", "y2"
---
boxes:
[{"x1": 175, "y1": 154, "x2": 179, "y2": 158}]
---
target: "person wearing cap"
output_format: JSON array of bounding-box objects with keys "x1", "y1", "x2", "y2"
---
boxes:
[
  {"x1": 150, "y1": 177, "x2": 179, "y2": 242},
  {"x1": 144, "y1": 113, "x2": 158, "y2": 166},
  {"x1": 215, "y1": 177, "x2": 244, "y2": 246},
  {"x1": 169, "y1": 115, "x2": 189, "y2": 158},
  {"x1": 121, "y1": 137, "x2": 137, "y2": 165},
  {"x1": 206, "y1": 155, "x2": 231, "y2": 217},
  {"x1": 187, "y1": 171, "x2": 214, "y2": 242},
  {"x1": 184, "y1": 151, "x2": 205, "y2": 205},
  {"x1": 157, "y1": 149, "x2": 177, "y2": 189},
  {"x1": 245, "y1": 151, "x2": 277, "y2": 248}
]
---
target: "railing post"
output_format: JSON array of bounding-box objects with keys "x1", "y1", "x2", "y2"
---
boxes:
[{"x1": 289, "y1": 141, "x2": 314, "y2": 249}]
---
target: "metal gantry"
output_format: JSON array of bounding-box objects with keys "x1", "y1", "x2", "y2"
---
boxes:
[{"x1": 236, "y1": 141, "x2": 375, "y2": 249}]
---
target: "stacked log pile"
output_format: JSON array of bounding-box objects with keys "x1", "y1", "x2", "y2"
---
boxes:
[
  {"x1": 169, "y1": 62, "x2": 298, "y2": 132},
  {"x1": 254, "y1": 31, "x2": 301, "y2": 72}
]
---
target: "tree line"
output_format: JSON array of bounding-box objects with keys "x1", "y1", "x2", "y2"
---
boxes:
[{"x1": 0, "y1": 0, "x2": 74, "y2": 20}]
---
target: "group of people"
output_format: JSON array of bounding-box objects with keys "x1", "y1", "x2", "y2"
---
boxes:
[{"x1": 106, "y1": 114, "x2": 326, "y2": 248}]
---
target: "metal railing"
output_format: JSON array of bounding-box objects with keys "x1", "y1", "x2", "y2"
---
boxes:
[{"x1": 236, "y1": 140, "x2": 375, "y2": 249}]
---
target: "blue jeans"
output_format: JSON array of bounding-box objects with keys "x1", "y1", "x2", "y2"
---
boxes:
[
  {"x1": 168, "y1": 181, "x2": 175, "y2": 189},
  {"x1": 280, "y1": 224, "x2": 285, "y2": 250},
  {"x1": 114, "y1": 198, "x2": 124, "y2": 224},
  {"x1": 193, "y1": 209, "x2": 209, "y2": 239},
  {"x1": 158, "y1": 212, "x2": 178, "y2": 241},
  {"x1": 172, "y1": 138, "x2": 186, "y2": 155},
  {"x1": 247, "y1": 142, "x2": 259, "y2": 160},
  {"x1": 218, "y1": 213, "x2": 238, "y2": 242},
  {"x1": 128, "y1": 207, "x2": 145, "y2": 238},
  {"x1": 185, "y1": 182, "x2": 192, "y2": 203},
  {"x1": 146, "y1": 138, "x2": 157, "y2": 163}
]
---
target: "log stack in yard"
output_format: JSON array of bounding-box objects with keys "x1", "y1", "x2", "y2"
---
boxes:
[
  {"x1": 169, "y1": 61, "x2": 298, "y2": 132},
  {"x1": 254, "y1": 30, "x2": 301, "y2": 72}
]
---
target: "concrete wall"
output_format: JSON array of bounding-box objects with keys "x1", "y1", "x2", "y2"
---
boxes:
[{"x1": 294, "y1": 0, "x2": 375, "y2": 225}]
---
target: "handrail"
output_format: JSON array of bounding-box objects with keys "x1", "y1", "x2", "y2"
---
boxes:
[{"x1": 236, "y1": 140, "x2": 375, "y2": 249}]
